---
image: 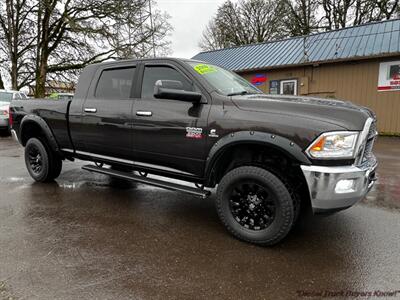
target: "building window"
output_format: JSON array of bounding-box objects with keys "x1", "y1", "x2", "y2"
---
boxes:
[{"x1": 280, "y1": 79, "x2": 297, "y2": 95}]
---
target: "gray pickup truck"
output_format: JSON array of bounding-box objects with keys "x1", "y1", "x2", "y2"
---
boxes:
[{"x1": 10, "y1": 58, "x2": 378, "y2": 245}]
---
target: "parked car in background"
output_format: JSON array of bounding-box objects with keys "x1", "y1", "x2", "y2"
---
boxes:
[
  {"x1": 49, "y1": 93, "x2": 74, "y2": 100},
  {"x1": 0, "y1": 89, "x2": 28, "y2": 133}
]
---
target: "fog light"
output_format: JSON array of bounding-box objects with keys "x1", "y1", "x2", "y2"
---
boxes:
[{"x1": 335, "y1": 179, "x2": 355, "y2": 194}]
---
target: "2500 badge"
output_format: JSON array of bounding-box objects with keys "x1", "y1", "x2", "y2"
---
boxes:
[{"x1": 186, "y1": 127, "x2": 203, "y2": 139}]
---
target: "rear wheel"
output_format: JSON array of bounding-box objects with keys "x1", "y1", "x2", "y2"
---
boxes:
[
  {"x1": 216, "y1": 166, "x2": 294, "y2": 246},
  {"x1": 25, "y1": 138, "x2": 62, "y2": 182},
  {"x1": 50, "y1": 157, "x2": 63, "y2": 179}
]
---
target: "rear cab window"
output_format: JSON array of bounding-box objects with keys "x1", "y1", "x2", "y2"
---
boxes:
[{"x1": 95, "y1": 67, "x2": 136, "y2": 99}]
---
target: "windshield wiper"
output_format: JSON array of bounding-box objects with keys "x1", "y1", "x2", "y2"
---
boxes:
[
  {"x1": 227, "y1": 91, "x2": 263, "y2": 97},
  {"x1": 227, "y1": 91, "x2": 250, "y2": 97}
]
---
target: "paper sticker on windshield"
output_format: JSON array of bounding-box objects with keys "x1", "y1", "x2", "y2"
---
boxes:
[{"x1": 194, "y1": 64, "x2": 217, "y2": 75}]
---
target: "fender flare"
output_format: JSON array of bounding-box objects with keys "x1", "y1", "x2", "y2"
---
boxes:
[
  {"x1": 20, "y1": 115, "x2": 60, "y2": 154},
  {"x1": 204, "y1": 131, "x2": 311, "y2": 184}
]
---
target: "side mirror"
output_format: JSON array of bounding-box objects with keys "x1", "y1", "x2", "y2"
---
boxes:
[{"x1": 154, "y1": 80, "x2": 202, "y2": 103}]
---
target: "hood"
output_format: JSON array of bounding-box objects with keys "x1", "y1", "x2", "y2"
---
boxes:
[{"x1": 231, "y1": 94, "x2": 374, "y2": 131}]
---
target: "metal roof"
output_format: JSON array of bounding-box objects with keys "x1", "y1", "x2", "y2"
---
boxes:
[{"x1": 192, "y1": 19, "x2": 400, "y2": 72}]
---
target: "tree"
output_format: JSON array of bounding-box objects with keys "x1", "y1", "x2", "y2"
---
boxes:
[
  {"x1": 320, "y1": 0, "x2": 399, "y2": 30},
  {"x1": 0, "y1": 72, "x2": 5, "y2": 89},
  {"x1": 200, "y1": 20, "x2": 233, "y2": 52},
  {"x1": 200, "y1": 0, "x2": 400, "y2": 50},
  {"x1": 0, "y1": 0, "x2": 171, "y2": 95},
  {"x1": 373, "y1": 0, "x2": 399, "y2": 19},
  {"x1": 0, "y1": 0, "x2": 36, "y2": 90},
  {"x1": 111, "y1": 1, "x2": 172, "y2": 59},
  {"x1": 199, "y1": 0, "x2": 286, "y2": 51},
  {"x1": 33, "y1": 0, "x2": 171, "y2": 97},
  {"x1": 282, "y1": 0, "x2": 320, "y2": 35}
]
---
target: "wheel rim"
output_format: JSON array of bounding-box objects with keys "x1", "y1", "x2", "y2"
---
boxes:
[
  {"x1": 229, "y1": 181, "x2": 277, "y2": 231},
  {"x1": 27, "y1": 145, "x2": 43, "y2": 175}
]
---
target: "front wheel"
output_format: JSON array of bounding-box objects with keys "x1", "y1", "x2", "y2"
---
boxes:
[
  {"x1": 25, "y1": 138, "x2": 62, "y2": 182},
  {"x1": 216, "y1": 166, "x2": 294, "y2": 246}
]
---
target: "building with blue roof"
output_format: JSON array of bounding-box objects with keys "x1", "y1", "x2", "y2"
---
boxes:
[{"x1": 193, "y1": 19, "x2": 400, "y2": 134}]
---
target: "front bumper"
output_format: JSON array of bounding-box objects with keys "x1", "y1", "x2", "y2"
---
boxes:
[{"x1": 301, "y1": 159, "x2": 377, "y2": 213}]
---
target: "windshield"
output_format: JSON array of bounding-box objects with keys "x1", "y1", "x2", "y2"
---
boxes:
[
  {"x1": 0, "y1": 92, "x2": 13, "y2": 103},
  {"x1": 188, "y1": 62, "x2": 262, "y2": 96}
]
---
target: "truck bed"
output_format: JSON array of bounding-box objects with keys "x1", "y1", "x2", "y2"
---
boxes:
[{"x1": 11, "y1": 98, "x2": 73, "y2": 149}]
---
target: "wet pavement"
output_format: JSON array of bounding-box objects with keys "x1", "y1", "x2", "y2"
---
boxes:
[{"x1": 0, "y1": 135, "x2": 399, "y2": 299}]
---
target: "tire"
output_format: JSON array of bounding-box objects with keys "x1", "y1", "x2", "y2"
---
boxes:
[
  {"x1": 50, "y1": 157, "x2": 63, "y2": 179},
  {"x1": 216, "y1": 166, "x2": 294, "y2": 246},
  {"x1": 24, "y1": 138, "x2": 62, "y2": 182},
  {"x1": 269, "y1": 170, "x2": 301, "y2": 227}
]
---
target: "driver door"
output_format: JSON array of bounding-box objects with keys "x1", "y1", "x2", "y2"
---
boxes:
[{"x1": 131, "y1": 63, "x2": 211, "y2": 177}]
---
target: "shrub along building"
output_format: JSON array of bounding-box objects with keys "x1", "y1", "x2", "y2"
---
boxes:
[{"x1": 193, "y1": 19, "x2": 400, "y2": 135}]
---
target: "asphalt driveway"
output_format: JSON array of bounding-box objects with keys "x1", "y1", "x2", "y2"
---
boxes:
[{"x1": 0, "y1": 135, "x2": 399, "y2": 299}]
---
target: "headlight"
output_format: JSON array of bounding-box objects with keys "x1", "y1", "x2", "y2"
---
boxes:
[{"x1": 306, "y1": 131, "x2": 359, "y2": 159}]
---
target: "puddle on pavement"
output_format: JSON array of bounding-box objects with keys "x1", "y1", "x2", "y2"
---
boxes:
[{"x1": 362, "y1": 177, "x2": 400, "y2": 211}]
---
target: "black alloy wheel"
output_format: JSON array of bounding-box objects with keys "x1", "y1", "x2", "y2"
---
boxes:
[
  {"x1": 229, "y1": 181, "x2": 277, "y2": 231},
  {"x1": 27, "y1": 143, "x2": 43, "y2": 175},
  {"x1": 24, "y1": 137, "x2": 62, "y2": 182},
  {"x1": 216, "y1": 166, "x2": 294, "y2": 246}
]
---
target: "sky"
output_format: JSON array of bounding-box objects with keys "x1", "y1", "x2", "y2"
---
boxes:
[
  {"x1": 156, "y1": 0, "x2": 229, "y2": 58},
  {"x1": 2, "y1": 0, "x2": 228, "y2": 90}
]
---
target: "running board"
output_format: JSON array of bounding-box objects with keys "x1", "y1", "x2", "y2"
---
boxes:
[{"x1": 82, "y1": 165, "x2": 210, "y2": 198}]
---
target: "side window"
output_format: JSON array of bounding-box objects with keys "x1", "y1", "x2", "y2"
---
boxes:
[
  {"x1": 141, "y1": 66, "x2": 193, "y2": 99},
  {"x1": 13, "y1": 93, "x2": 21, "y2": 100},
  {"x1": 96, "y1": 67, "x2": 135, "y2": 99}
]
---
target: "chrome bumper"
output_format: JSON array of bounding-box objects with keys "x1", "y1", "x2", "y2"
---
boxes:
[{"x1": 301, "y1": 159, "x2": 377, "y2": 213}]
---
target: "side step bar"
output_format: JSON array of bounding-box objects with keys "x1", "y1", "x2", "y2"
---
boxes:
[{"x1": 82, "y1": 165, "x2": 211, "y2": 198}]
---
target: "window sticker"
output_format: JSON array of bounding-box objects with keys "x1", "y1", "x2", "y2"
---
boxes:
[{"x1": 194, "y1": 64, "x2": 218, "y2": 75}]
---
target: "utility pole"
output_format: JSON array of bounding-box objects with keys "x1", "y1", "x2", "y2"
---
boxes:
[{"x1": 148, "y1": 0, "x2": 156, "y2": 57}]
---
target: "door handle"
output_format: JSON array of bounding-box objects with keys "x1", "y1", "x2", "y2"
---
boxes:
[
  {"x1": 136, "y1": 111, "x2": 152, "y2": 117},
  {"x1": 84, "y1": 108, "x2": 97, "y2": 113}
]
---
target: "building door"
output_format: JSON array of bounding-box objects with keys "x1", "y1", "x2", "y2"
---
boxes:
[{"x1": 280, "y1": 79, "x2": 297, "y2": 95}]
